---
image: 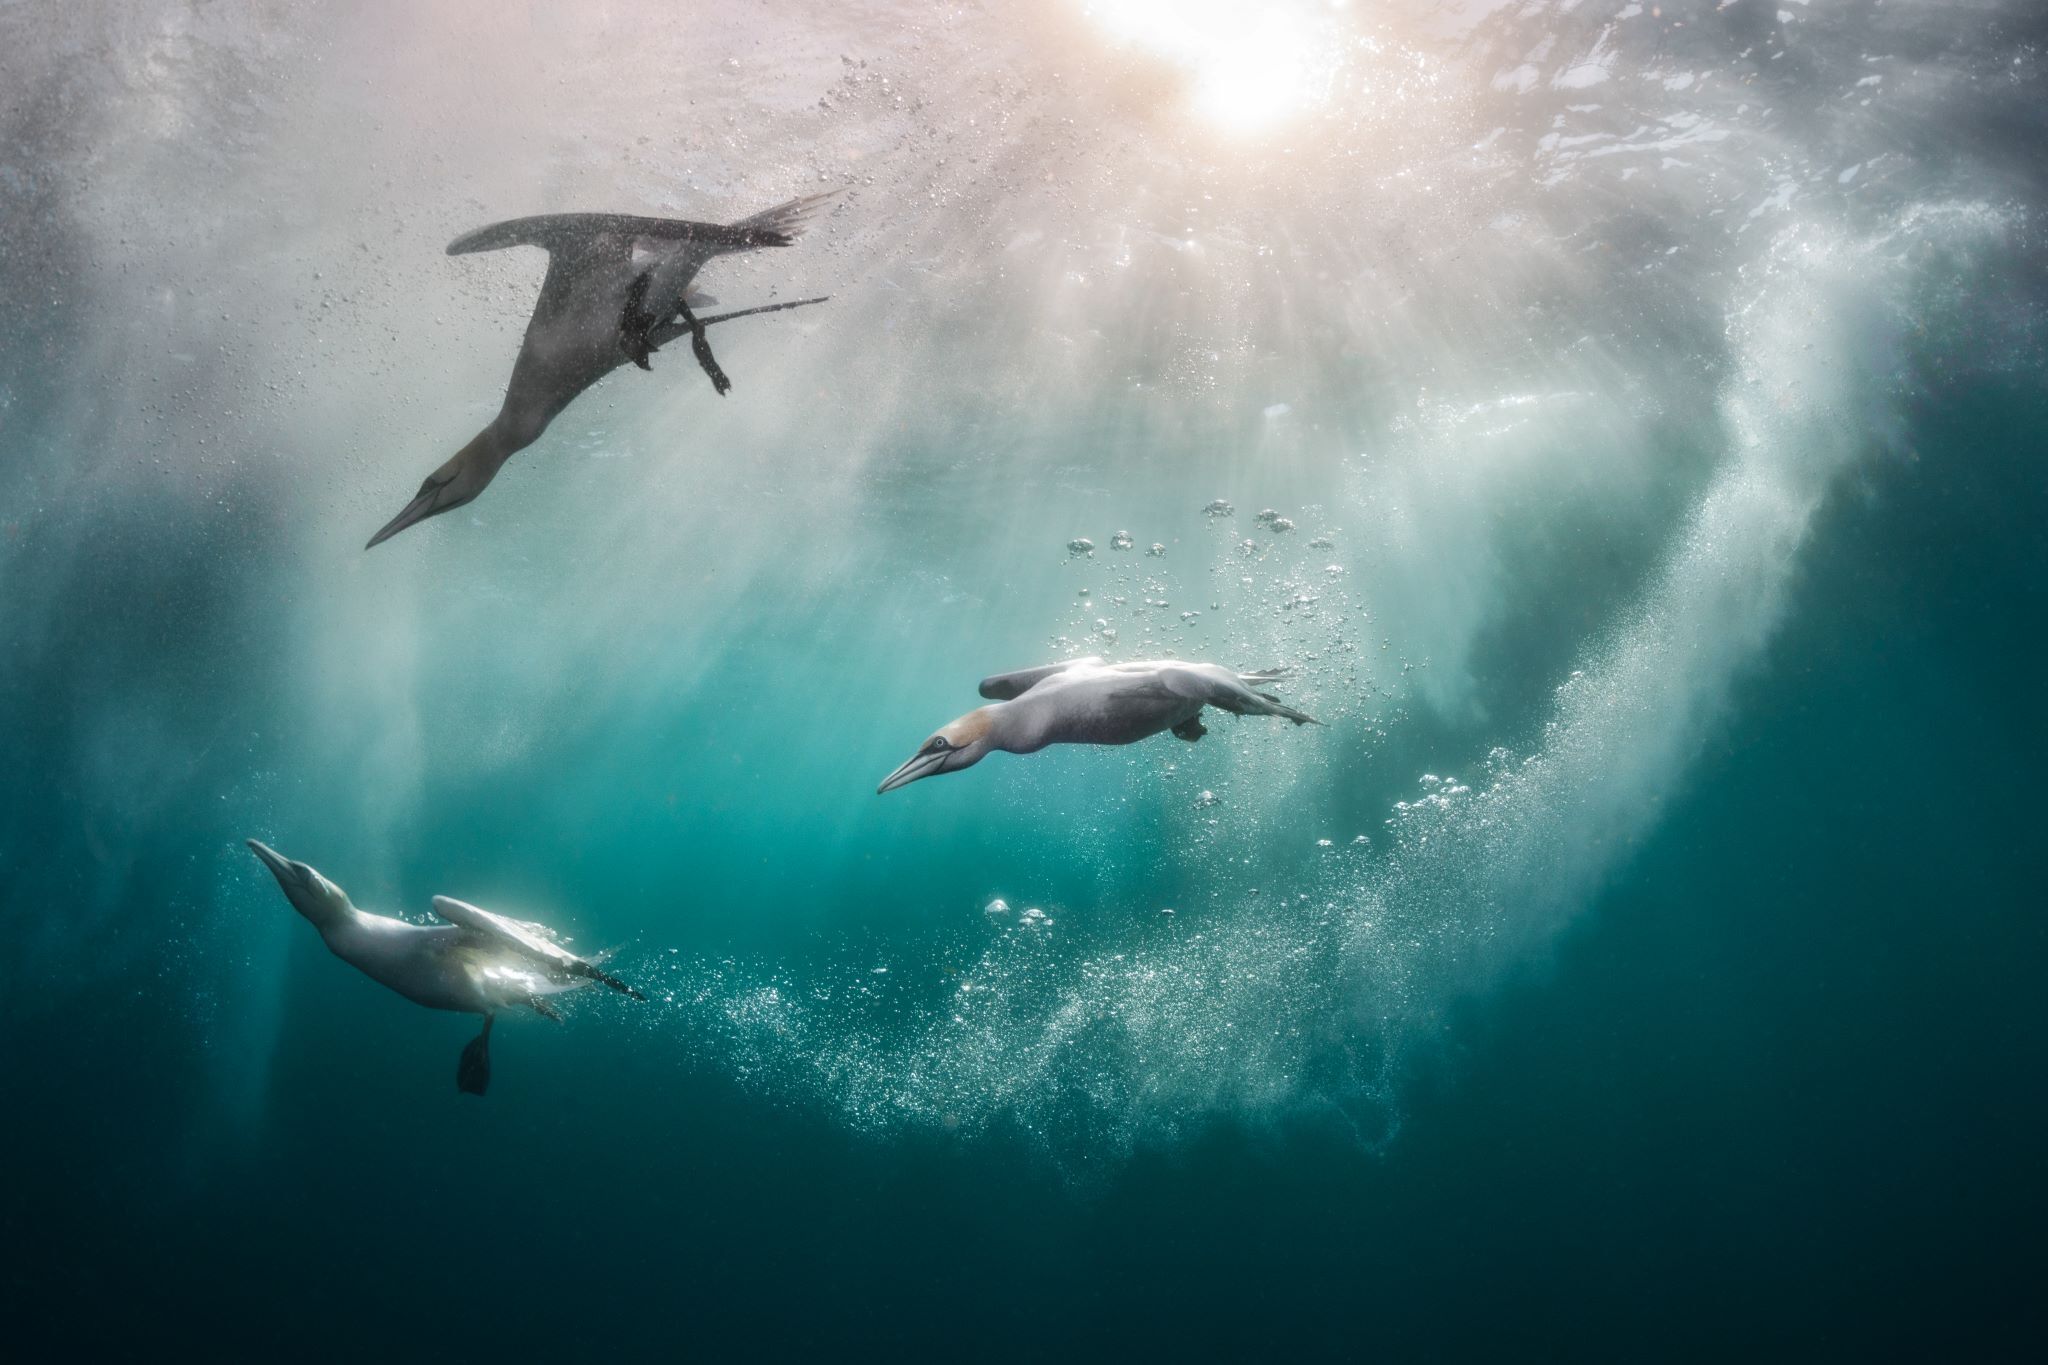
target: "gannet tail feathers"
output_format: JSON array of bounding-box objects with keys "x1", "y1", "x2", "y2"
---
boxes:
[
  {"x1": 730, "y1": 189, "x2": 841, "y2": 246},
  {"x1": 583, "y1": 948, "x2": 647, "y2": 1001},
  {"x1": 1238, "y1": 666, "x2": 1318, "y2": 725},
  {"x1": 580, "y1": 962, "x2": 649, "y2": 1002},
  {"x1": 1166, "y1": 664, "x2": 1323, "y2": 726},
  {"x1": 1236, "y1": 669, "x2": 1319, "y2": 726},
  {"x1": 1252, "y1": 696, "x2": 1321, "y2": 727},
  {"x1": 1218, "y1": 689, "x2": 1320, "y2": 726}
]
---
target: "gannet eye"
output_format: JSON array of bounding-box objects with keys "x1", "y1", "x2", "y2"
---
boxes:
[{"x1": 925, "y1": 737, "x2": 951, "y2": 754}]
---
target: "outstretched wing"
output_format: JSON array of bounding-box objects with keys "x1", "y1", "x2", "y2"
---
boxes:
[
  {"x1": 979, "y1": 656, "x2": 1105, "y2": 700},
  {"x1": 446, "y1": 212, "x2": 793, "y2": 260},
  {"x1": 431, "y1": 896, "x2": 647, "y2": 1000},
  {"x1": 448, "y1": 197, "x2": 835, "y2": 331},
  {"x1": 446, "y1": 190, "x2": 837, "y2": 263}
]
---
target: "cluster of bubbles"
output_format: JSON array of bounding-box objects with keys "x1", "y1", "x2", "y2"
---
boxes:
[
  {"x1": 1039, "y1": 500, "x2": 1376, "y2": 733},
  {"x1": 627, "y1": 488, "x2": 1424, "y2": 1158},
  {"x1": 627, "y1": 187, "x2": 1982, "y2": 1168}
]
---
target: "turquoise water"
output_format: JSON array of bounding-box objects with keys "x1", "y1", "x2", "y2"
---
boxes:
[{"x1": 5, "y1": 1, "x2": 2046, "y2": 1356}]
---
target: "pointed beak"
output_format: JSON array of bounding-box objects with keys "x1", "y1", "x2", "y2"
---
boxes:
[
  {"x1": 246, "y1": 839, "x2": 302, "y2": 890},
  {"x1": 365, "y1": 478, "x2": 455, "y2": 550},
  {"x1": 877, "y1": 751, "x2": 946, "y2": 794}
]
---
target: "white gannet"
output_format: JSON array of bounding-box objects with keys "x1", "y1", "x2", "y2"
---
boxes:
[
  {"x1": 366, "y1": 191, "x2": 837, "y2": 548},
  {"x1": 877, "y1": 657, "x2": 1320, "y2": 793},
  {"x1": 247, "y1": 840, "x2": 644, "y2": 1096}
]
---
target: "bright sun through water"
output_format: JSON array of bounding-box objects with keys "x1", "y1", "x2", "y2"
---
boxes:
[{"x1": 1080, "y1": 0, "x2": 1344, "y2": 136}]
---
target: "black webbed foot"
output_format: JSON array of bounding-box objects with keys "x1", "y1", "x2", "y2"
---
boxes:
[
  {"x1": 1172, "y1": 715, "x2": 1208, "y2": 742},
  {"x1": 456, "y1": 1014, "x2": 493, "y2": 1097},
  {"x1": 675, "y1": 300, "x2": 732, "y2": 396}
]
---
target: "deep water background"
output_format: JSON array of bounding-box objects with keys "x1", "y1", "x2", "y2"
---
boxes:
[{"x1": 5, "y1": 1, "x2": 2047, "y2": 1357}]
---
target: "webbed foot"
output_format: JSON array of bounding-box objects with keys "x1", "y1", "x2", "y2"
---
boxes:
[
  {"x1": 675, "y1": 300, "x2": 732, "y2": 396},
  {"x1": 1171, "y1": 716, "x2": 1207, "y2": 742},
  {"x1": 456, "y1": 1014, "x2": 493, "y2": 1097}
]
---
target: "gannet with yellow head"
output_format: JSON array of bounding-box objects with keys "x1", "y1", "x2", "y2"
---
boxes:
[{"x1": 877, "y1": 657, "x2": 1319, "y2": 793}]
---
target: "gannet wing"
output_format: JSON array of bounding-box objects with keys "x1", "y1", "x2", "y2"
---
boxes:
[
  {"x1": 446, "y1": 189, "x2": 837, "y2": 263},
  {"x1": 431, "y1": 896, "x2": 647, "y2": 1000},
  {"x1": 1155, "y1": 664, "x2": 1321, "y2": 726},
  {"x1": 446, "y1": 212, "x2": 795, "y2": 259},
  {"x1": 978, "y1": 656, "x2": 1105, "y2": 700},
  {"x1": 432, "y1": 895, "x2": 572, "y2": 960}
]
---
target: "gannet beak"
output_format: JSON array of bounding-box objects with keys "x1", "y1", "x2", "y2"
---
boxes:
[
  {"x1": 365, "y1": 476, "x2": 456, "y2": 550},
  {"x1": 246, "y1": 839, "x2": 304, "y2": 890},
  {"x1": 877, "y1": 750, "x2": 946, "y2": 794}
]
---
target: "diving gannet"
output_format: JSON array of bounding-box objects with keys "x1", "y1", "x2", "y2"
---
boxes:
[
  {"x1": 877, "y1": 657, "x2": 1319, "y2": 793},
  {"x1": 247, "y1": 840, "x2": 644, "y2": 1095},
  {"x1": 366, "y1": 191, "x2": 837, "y2": 549}
]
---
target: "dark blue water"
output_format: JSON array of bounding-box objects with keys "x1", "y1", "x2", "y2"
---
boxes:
[{"x1": 5, "y1": 1, "x2": 2046, "y2": 1357}]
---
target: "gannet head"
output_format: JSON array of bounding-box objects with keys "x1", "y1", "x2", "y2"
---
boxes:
[
  {"x1": 366, "y1": 428, "x2": 507, "y2": 549},
  {"x1": 246, "y1": 840, "x2": 354, "y2": 929},
  {"x1": 877, "y1": 707, "x2": 998, "y2": 794}
]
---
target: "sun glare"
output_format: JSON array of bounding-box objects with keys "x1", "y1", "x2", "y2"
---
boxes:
[{"x1": 1080, "y1": 0, "x2": 1343, "y2": 136}]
